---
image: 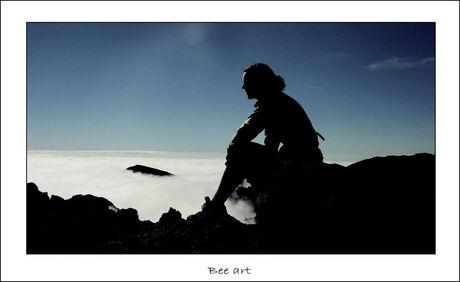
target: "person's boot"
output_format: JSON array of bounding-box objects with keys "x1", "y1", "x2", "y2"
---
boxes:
[{"x1": 186, "y1": 196, "x2": 228, "y2": 222}]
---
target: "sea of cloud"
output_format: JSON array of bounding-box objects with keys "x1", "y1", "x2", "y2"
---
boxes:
[
  {"x1": 27, "y1": 150, "x2": 258, "y2": 224},
  {"x1": 27, "y1": 150, "x2": 350, "y2": 225}
]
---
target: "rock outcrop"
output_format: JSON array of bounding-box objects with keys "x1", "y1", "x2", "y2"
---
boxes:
[
  {"x1": 126, "y1": 165, "x2": 174, "y2": 176},
  {"x1": 27, "y1": 182, "x2": 262, "y2": 254},
  {"x1": 27, "y1": 153, "x2": 435, "y2": 254}
]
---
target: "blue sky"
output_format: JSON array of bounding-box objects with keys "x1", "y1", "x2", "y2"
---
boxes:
[{"x1": 27, "y1": 23, "x2": 435, "y2": 162}]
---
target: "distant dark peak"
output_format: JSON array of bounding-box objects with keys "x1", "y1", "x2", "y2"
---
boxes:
[{"x1": 126, "y1": 165, "x2": 174, "y2": 176}]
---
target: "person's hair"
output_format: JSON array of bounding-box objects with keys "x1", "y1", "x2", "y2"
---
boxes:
[{"x1": 244, "y1": 63, "x2": 286, "y2": 91}]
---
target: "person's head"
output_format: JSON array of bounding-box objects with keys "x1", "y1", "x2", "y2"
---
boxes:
[{"x1": 241, "y1": 63, "x2": 286, "y2": 100}]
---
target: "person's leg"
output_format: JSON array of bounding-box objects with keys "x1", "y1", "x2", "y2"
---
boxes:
[
  {"x1": 212, "y1": 165, "x2": 245, "y2": 205},
  {"x1": 212, "y1": 142, "x2": 272, "y2": 205},
  {"x1": 188, "y1": 143, "x2": 275, "y2": 221}
]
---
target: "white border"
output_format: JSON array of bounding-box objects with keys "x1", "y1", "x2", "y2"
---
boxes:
[{"x1": 1, "y1": 1, "x2": 459, "y2": 281}]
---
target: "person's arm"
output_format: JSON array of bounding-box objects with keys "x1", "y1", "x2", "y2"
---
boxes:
[{"x1": 227, "y1": 107, "x2": 265, "y2": 153}]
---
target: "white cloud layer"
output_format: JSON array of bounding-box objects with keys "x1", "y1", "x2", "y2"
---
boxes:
[
  {"x1": 367, "y1": 56, "x2": 435, "y2": 70},
  {"x1": 27, "y1": 150, "x2": 256, "y2": 224}
]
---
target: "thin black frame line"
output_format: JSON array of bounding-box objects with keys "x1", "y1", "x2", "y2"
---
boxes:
[{"x1": 26, "y1": 21, "x2": 436, "y2": 23}]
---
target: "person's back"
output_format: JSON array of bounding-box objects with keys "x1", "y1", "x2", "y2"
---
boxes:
[{"x1": 259, "y1": 92, "x2": 322, "y2": 164}]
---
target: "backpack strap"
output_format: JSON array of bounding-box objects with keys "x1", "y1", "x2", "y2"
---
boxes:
[{"x1": 316, "y1": 132, "x2": 325, "y2": 141}]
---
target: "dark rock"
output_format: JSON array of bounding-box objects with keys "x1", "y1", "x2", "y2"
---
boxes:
[
  {"x1": 116, "y1": 208, "x2": 140, "y2": 231},
  {"x1": 27, "y1": 153, "x2": 435, "y2": 254},
  {"x1": 127, "y1": 165, "x2": 173, "y2": 176},
  {"x1": 159, "y1": 207, "x2": 184, "y2": 224},
  {"x1": 338, "y1": 153, "x2": 435, "y2": 253},
  {"x1": 117, "y1": 208, "x2": 139, "y2": 222},
  {"x1": 27, "y1": 183, "x2": 146, "y2": 253}
]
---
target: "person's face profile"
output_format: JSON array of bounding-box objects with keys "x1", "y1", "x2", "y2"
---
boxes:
[{"x1": 241, "y1": 72, "x2": 258, "y2": 100}]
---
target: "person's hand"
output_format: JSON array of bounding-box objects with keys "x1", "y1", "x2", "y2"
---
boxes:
[
  {"x1": 201, "y1": 196, "x2": 212, "y2": 210},
  {"x1": 227, "y1": 143, "x2": 244, "y2": 156}
]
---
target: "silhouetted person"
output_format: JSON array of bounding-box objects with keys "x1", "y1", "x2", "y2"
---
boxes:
[{"x1": 190, "y1": 63, "x2": 323, "y2": 220}]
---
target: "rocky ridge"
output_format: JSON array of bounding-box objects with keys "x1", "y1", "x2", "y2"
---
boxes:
[{"x1": 27, "y1": 153, "x2": 435, "y2": 254}]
